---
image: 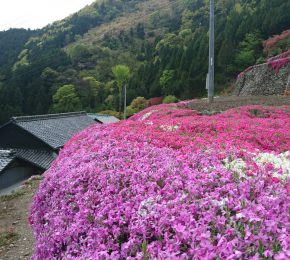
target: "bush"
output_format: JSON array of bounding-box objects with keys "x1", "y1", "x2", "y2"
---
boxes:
[
  {"x1": 125, "y1": 105, "x2": 136, "y2": 118},
  {"x1": 163, "y1": 95, "x2": 178, "y2": 104},
  {"x1": 30, "y1": 104, "x2": 290, "y2": 259},
  {"x1": 130, "y1": 97, "x2": 148, "y2": 112},
  {"x1": 123, "y1": 97, "x2": 148, "y2": 119}
]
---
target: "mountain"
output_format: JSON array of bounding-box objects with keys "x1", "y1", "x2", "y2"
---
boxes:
[{"x1": 0, "y1": 0, "x2": 289, "y2": 123}]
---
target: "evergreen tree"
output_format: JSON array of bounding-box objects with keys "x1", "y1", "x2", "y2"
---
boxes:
[{"x1": 52, "y1": 85, "x2": 82, "y2": 113}]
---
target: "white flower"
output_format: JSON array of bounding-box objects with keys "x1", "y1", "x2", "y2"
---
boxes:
[
  {"x1": 223, "y1": 158, "x2": 248, "y2": 179},
  {"x1": 236, "y1": 213, "x2": 244, "y2": 219},
  {"x1": 160, "y1": 125, "x2": 179, "y2": 132},
  {"x1": 138, "y1": 196, "x2": 161, "y2": 217},
  {"x1": 140, "y1": 110, "x2": 158, "y2": 121},
  {"x1": 255, "y1": 151, "x2": 290, "y2": 180},
  {"x1": 212, "y1": 198, "x2": 228, "y2": 208}
]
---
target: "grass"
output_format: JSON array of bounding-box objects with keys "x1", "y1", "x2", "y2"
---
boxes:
[
  {"x1": 23, "y1": 175, "x2": 44, "y2": 186},
  {"x1": 0, "y1": 228, "x2": 18, "y2": 247},
  {"x1": 0, "y1": 189, "x2": 26, "y2": 202},
  {"x1": 0, "y1": 175, "x2": 44, "y2": 202}
]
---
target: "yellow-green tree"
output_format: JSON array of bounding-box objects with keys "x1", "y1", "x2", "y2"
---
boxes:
[
  {"x1": 52, "y1": 84, "x2": 82, "y2": 113},
  {"x1": 112, "y1": 65, "x2": 130, "y2": 118}
]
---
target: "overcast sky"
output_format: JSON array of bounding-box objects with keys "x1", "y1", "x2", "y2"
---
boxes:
[{"x1": 0, "y1": 0, "x2": 96, "y2": 31}]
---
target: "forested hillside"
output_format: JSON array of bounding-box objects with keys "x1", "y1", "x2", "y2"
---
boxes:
[{"x1": 0, "y1": 0, "x2": 289, "y2": 123}]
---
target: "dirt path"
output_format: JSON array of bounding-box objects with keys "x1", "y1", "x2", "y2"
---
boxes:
[{"x1": 0, "y1": 176, "x2": 42, "y2": 260}]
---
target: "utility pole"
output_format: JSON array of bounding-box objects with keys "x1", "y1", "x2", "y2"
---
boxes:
[
  {"x1": 208, "y1": 0, "x2": 215, "y2": 103},
  {"x1": 123, "y1": 84, "x2": 127, "y2": 120}
]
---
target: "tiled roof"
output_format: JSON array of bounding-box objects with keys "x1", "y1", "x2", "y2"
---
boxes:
[
  {"x1": 0, "y1": 148, "x2": 57, "y2": 174},
  {"x1": 11, "y1": 112, "x2": 96, "y2": 149},
  {"x1": 87, "y1": 114, "x2": 120, "y2": 124},
  {"x1": 0, "y1": 150, "x2": 15, "y2": 172},
  {"x1": 14, "y1": 149, "x2": 56, "y2": 170}
]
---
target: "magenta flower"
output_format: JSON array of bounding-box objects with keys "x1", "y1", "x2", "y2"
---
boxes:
[{"x1": 30, "y1": 104, "x2": 290, "y2": 259}]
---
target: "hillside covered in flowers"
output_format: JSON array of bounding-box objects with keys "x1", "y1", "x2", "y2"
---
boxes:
[{"x1": 30, "y1": 102, "x2": 290, "y2": 259}]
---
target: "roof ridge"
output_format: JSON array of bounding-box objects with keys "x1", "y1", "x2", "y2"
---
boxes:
[
  {"x1": 88, "y1": 113, "x2": 113, "y2": 117},
  {"x1": 11, "y1": 111, "x2": 87, "y2": 122}
]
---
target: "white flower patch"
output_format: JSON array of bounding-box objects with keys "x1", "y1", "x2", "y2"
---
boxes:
[
  {"x1": 254, "y1": 151, "x2": 290, "y2": 180},
  {"x1": 212, "y1": 198, "x2": 229, "y2": 208},
  {"x1": 138, "y1": 196, "x2": 162, "y2": 217},
  {"x1": 145, "y1": 121, "x2": 154, "y2": 126},
  {"x1": 160, "y1": 125, "x2": 179, "y2": 132},
  {"x1": 224, "y1": 151, "x2": 290, "y2": 181},
  {"x1": 236, "y1": 213, "x2": 245, "y2": 219},
  {"x1": 140, "y1": 110, "x2": 158, "y2": 121},
  {"x1": 223, "y1": 158, "x2": 248, "y2": 179}
]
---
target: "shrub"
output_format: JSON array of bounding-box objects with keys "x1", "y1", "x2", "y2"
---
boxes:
[
  {"x1": 130, "y1": 97, "x2": 148, "y2": 112},
  {"x1": 30, "y1": 103, "x2": 290, "y2": 259},
  {"x1": 163, "y1": 95, "x2": 178, "y2": 104},
  {"x1": 125, "y1": 105, "x2": 136, "y2": 118},
  {"x1": 148, "y1": 97, "x2": 163, "y2": 106}
]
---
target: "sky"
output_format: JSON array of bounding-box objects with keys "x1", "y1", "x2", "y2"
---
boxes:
[{"x1": 0, "y1": 0, "x2": 96, "y2": 31}]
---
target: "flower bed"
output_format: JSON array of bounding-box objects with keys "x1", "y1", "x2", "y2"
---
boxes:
[{"x1": 30, "y1": 104, "x2": 290, "y2": 259}]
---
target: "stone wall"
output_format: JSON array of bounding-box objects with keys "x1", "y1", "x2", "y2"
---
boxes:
[{"x1": 233, "y1": 60, "x2": 290, "y2": 96}]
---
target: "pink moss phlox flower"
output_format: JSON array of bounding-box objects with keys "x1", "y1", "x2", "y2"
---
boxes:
[{"x1": 30, "y1": 104, "x2": 290, "y2": 259}]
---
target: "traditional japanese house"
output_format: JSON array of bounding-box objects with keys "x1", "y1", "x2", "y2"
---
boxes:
[{"x1": 0, "y1": 112, "x2": 97, "y2": 191}]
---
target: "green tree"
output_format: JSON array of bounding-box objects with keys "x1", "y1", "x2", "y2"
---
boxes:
[
  {"x1": 77, "y1": 76, "x2": 101, "y2": 110},
  {"x1": 52, "y1": 84, "x2": 82, "y2": 113},
  {"x1": 159, "y1": 70, "x2": 175, "y2": 95},
  {"x1": 67, "y1": 44, "x2": 92, "y2": 62},
  {"x1": 112, "y1": 65, "x2": 130, "y2": 115},
  {"x1": 234, "y1": 32, "x2": 263, "y2": 71}
]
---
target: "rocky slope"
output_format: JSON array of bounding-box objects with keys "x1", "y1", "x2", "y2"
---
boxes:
[{"x1": 234, "y1": 52, "x2": 290, "y2": 96}]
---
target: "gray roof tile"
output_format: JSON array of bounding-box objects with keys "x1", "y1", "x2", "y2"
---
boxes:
[
  {"x1": 0, "y1": 150, "x2": 15, "y2": 172},
  {"x1": 87, "y1": 114, "x2": 120, "y2": 124},
  {"x1": 14, "y1": 149, "x2": 56, "y2": 170},
  {"x1": 0, "y1": 148, "x2": 57, "y2": 174},
  {"x1": 12, "y1": 112, "x2": 96, "y2": 149}
]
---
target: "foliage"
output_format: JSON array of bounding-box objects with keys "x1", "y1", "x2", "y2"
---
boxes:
[
  {"x1": 52, "y1": 84, "x2": 82, "y2": 113},
  {"x1": 112, "y1": 65, "x2": 131, "y2": 90},
  {"x1": 163, "y1": 95, "x2": 178, "y2": 104},
  {"x1": 234, "y1": 32, "x2": 263, "y2": 70},
  {"x1": 0, "y1": 228, "x2": 17, "y2": 247},
  {"x1": 77, "y1": 76, "x2": 101, "y2": 111},
  {"x1": 112, "y1": 64, "x2": 131, "y2": 113},
  {"x1": 263, "y1": 30, "x2": 290, "y2": 57},
  {"x1": 0, "y1": 189, "x2": 26, "y2": 202},
  {"x1": 0, "y1": 29, "x2": 36, "y2": 76},
  {"x1": 125, "y1": 105, "x2": 137, "y2": 118},
  {"x1": 0, "y1": 0, "x2": 290, "y2": 123},
  {"x1": 159, "y1": 70, "x2": 176, "y2": 95},
  {"x1": 67, "y1": 44, "x2": 92, "y2": 62},
  {"x1": 98, "y1": 110, "x2": 122, "y2": 119},
  {"x1": 125, "y1": 96, "x2": 148, "y2": 118},
  {"x1": 30, "y1": 103, "x2": 290, "y2": 259},
  {"x1": 130, "y1": 96, "x2": 148, "y2": 111}
]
